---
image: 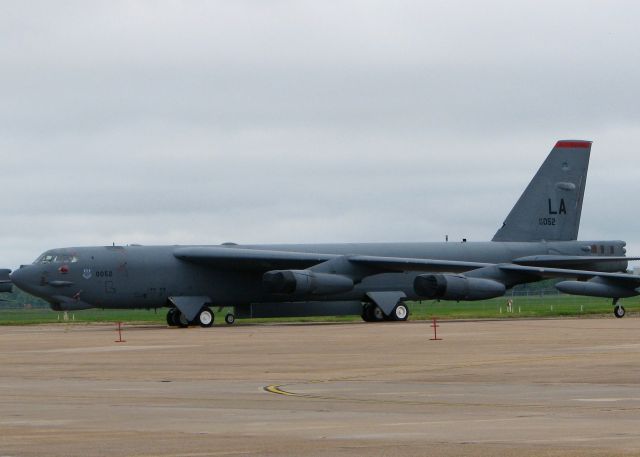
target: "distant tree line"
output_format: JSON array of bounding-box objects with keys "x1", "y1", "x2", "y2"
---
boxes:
[{"x1": 0, "y1": 289, "x2": 49, "y2": 309}]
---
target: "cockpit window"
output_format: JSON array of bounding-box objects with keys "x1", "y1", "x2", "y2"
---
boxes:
[
  {"x1": 35, "y1": 254, "x2": 54, "y2": 264},
  {"x1": 34, "y1": 253, "x2": 79, "y2": 264}
]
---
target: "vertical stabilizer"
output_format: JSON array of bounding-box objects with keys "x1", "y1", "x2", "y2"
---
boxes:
[{"x1": 492, "y1": 140, "x2": 591, "y2": 242}]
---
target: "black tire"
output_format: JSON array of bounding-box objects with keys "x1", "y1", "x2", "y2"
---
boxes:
[
  {"x1": 361, "y1": 304, "x2": 374, "y2": 322},
  {"x1": 224, "y1": 313, "x2": 235, "y2": 325},
  {"x1": 372, "y1": 305, "x2": 385, "y2": 322},
  {"x1": 197, "y1": 306, "x2": 214, "y2": 327},
  {"x1": 391, "y1": 302, "x2": 409, "y2": 321},
  {"x1": 614, "y1": 305, "x2": 626, "y2": 318},
  {"x1": 174, "y1": 310, "x2": 189, "y2": 328},
  {"x1": 166, "y1": 308, "x2": 177, "y2": 327},
  {"x1": 169, "y1": 309, "x2": 181, "y2": 326}
]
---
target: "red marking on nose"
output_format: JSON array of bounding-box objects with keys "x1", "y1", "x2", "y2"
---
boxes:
[{"x1": 59, "y1": 265, "x2": 69, "y2": 274}]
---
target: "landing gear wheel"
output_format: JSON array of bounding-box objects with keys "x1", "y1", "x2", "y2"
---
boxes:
[
  {"x1": 391, "y1": 302, "x2": 409, "y2": 321},
  {"x1": 224, "y1": 313, "x2": 235, "y2": 325},
  {"x1": 174, "y1": 310, "x2": 189, "y2": 328},
  {"x1": 166, "y1": 308, "x2": 178, "y2": 327},
  {"x1": 169, "y1": 309, "x2": 182, "y2": 327},
  {"x1": 197, "y1": 306, "x2": 214, "y2": 327},
  {"x1": 361, "y1": 304, "x2": 374, "y2": 322},
  {"x1": 614, "y1": 305, "x2": 626, "y2": 318},
  {"x1": 372, "y1": 305, "x2": 385, "y2": 322}
]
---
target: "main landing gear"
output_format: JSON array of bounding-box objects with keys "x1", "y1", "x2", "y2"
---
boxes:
[
  {"x1": 166, "y1": 307, "x2": 236, "y2": 328},
  {"x1": 196, "y1": 306, "x2": 214, "y2": 328},
  {"x1": 613, "y1": 298, "x2": 626, "y2": 318},
  {"x1": 361, "y1": 301, "x2": 409, "y2": 322}
]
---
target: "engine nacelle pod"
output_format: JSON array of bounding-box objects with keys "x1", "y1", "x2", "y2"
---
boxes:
[
  {"x1": 555, "y1": 280, "x2": 638, "y2": 298},
  {"x1": 414, "y1": 274, "x2": 506, "y2": 301},
  {"x1": 263, "y1": 270, "x2": 354, "y2": 295}
]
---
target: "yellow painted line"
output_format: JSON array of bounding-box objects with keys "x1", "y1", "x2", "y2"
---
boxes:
[
  {"x1": 263, "y1": 384, "x2": 299, "y2": 396},
  {"x1": 262, "y1": 382, "x2": 640, "y2": 411}
]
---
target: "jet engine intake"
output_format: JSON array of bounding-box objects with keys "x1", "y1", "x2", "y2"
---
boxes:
[
  {"x1": 263, "y1": 270, "x2": 354, "y2": 295},
  {"x1": 414, "y1": 274, "x2": 506, "y2": 301}
]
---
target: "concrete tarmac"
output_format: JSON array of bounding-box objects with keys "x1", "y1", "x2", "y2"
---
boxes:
[{"x1": 0, "y1": 318, "x2": 639, "y2": 456}]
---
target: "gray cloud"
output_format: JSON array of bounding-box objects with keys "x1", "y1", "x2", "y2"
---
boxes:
[{"x1": 1, "y1": 1, "x2": 640, "y2": 268}]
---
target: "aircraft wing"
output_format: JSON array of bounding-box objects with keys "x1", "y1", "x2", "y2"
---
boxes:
[
  {"x1": 174, "y1": 247, "x2": 493, "y2": 273},
  {"x1": 175, "y1": 246, "x2": 640, "y2": 301},
  {"x1": 499, "y1": 264, "x2": 640, "y2": 285},
  {"x1": 174, "y1": 246, "x2": 338, "y2": 270},
  {"x1": 175, "y1": 247, "x2": 640, "y2": 276},
  {"x1": 351, "y1": 259, "x2": 640, "y2": 288},
  {"x1": 513, "y1": 255, "x2": 640, "y2": 268},
  {"x1": 347, "y1": 255, "x2": 491, "y2": 272},
  {"x1": 175, "y1": 246, "x2": 640, "y2": 292}
]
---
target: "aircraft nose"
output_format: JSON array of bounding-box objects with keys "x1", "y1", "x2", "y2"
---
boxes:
[{"x1": 9, "y1": 268, "x2": 23, "y2": 286}]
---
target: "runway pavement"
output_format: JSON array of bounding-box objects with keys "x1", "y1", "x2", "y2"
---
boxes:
[{"x1": 0, "y1": 318, "x2": 639, "y2": 456}]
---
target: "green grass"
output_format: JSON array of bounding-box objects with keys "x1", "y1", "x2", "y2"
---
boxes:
[
  {"x1": 0, "y1": 294, "x2": 636, "y2": 326},
  {"x1": 410, "y1": 295, "x2": 638, "y2": 319},
  {"x1": 0, "y1": 308, "x2": 169, "y2": 325}
]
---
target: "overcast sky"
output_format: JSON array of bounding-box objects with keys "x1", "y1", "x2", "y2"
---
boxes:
[{"x1": 1, "y1": 1, "x2": 640, "y2": 269}]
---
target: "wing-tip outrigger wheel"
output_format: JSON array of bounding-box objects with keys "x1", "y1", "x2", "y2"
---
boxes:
[{"x1": 613, "y1": 298, "x2": 626, "y2": 318}]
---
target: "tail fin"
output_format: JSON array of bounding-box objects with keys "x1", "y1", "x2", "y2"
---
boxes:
[{"x1": 492, "y1": 140, "x2": 591, "y2": 242}]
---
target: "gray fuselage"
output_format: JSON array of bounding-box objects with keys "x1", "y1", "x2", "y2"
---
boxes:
[{"x1": 11, "y1": 240, "x2": 627, "y2": 311}]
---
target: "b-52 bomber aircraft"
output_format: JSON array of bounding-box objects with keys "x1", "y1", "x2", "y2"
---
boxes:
[{"x1": 5, "y1": 140, "x2": 639, "y2": 327}]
